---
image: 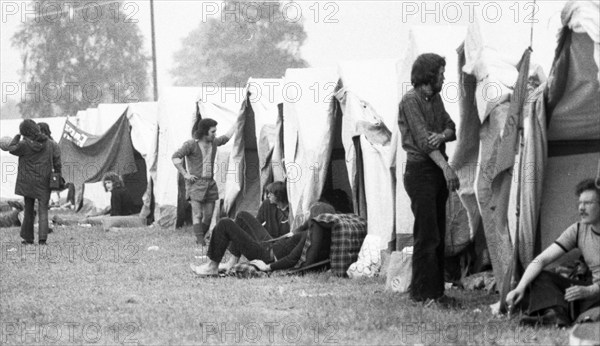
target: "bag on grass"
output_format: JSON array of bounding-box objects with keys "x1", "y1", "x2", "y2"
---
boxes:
[{"x1": 385, "y1": 247, "x2": 413, "y2": 293}]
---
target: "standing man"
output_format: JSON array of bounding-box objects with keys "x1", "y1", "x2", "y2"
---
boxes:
[
  {"x1": 172, "y1": 118, "x2": 235, "y2": 246},
  {"x1": 398, "y1": 53, "x2": 460, "y2": 304},
  {"x1": 3, "y1": 119, "x2": 61, "y2": 245},
  {"x1": 506, "y1": 179, "x2": 600, "y2": 327}
]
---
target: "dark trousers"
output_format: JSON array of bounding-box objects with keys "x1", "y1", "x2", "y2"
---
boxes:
[
  {"x1": 207, "y1": 218, "x2": 272, "y2": 263},
  {"x1": 527, "y1": 271, "x2": 599, "y2": 320},
  {"x1": 235, "y1": 212, "x2": 273, "y2": 243},
  {"x1": 404, "y1": 160, "x2": 448, "y2": 300},
  {"x1": 21, "y1": 195, "x2": 50, "y2": 243}
]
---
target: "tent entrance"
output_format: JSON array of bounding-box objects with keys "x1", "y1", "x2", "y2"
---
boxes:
[
  {"x1": 321, "y1": 106, "x2": 353, "y2": 213},
  {"x1": 229, "y1": 102, "x2": 262, "y2": 217},
  {"x1": 123, "y1": 148, "x2": 147, "y2": 215}
]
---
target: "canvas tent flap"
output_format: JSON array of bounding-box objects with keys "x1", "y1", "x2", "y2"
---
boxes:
[
  {"x1": 283, "y1": 68, "x2": 338, "y2": 229},
  {"x1": 224, "y1": 79, "x2": 282, "y2": 216},
  {"x1": 546, "y1": 31, "x2": 600, "y2": 141},
  {"x1": 336, "y1": 59, "x2": 399, "y2": 249},
  {"x1": 562, "y1": 0, "x2": 600, "y2": 84},
  {"x1": 462, "y1": 20, "x2": 517, "y2": 123},
  {"x1": 60, "y1": 113, "x2": 138, "y2": 211},
  {"x1": 60, "y1": 113, "x2": 137, "y2": 186},
  {"x1": 508, "y1": 87, "x2": 547, "y2": 267}
]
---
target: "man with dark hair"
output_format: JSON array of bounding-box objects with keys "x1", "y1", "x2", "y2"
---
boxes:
[
  {"x1": 506, "y1": 178, "x2": 600, "y2": 327},
  {"x1": 172, "y1": 118, "x2": 235, "y2": 246},
  {"x1": 397, "y1": 53, "x2": 459, "y2": 304}
]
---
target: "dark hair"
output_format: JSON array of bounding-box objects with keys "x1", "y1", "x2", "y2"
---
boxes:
[
  {"x1": 19, "y1": 119, "x2": 40, "y2": 139},
  {"x1": 194, "y1": 118, "x2": 218, "y2": 139},
  {"x1": 102, "y1": 172, "x2": 124, "y2": 192},
  {"x1": 308, "y1": 202, "x2": 335, "y2": 218},
  {"x1": 266, "y1": 181, "x2": 287, "y2": 204},
  {"x1": 575, "y1": 178, "x2": 600, "y2": 200},
  {"x1": 411, "y1": 53, "x2": 446, "y2": 88},
  {"x1": 38, "y1": 122, "x2": 52, "y2": 140}
]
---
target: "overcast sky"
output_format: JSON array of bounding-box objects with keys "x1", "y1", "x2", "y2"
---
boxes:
[{"x1": 1, "y1": 0, "x2": 566, "y2": 111}]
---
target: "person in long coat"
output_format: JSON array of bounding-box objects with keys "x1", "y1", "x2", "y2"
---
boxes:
[{"x1": 4, "y1": 119, "x2": 61, "y2": 245}]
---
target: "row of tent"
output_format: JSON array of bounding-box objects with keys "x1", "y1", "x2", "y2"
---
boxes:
[{"x1": 1, "y1": 0, "x2": 598, "y2": 290}]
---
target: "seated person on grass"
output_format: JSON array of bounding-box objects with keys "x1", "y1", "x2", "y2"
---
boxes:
[
  {"x1": 54, "y1": 172, "x2": 139, "y2": 226},
  {"x1": 216, "y1": 181, "x2": 290, "y2": 269},
  {"x1": 253, "y1": 181, "x2": 290, "y2": 239},
  {"x1": 506, "y1": 178, "x2": 600, "y2": 327},
  {"x1": 190, "y1": 202, "x2": 335, "y2": 277}
]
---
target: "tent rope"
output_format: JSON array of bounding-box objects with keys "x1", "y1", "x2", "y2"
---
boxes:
[{"x1": 529, "y1": 0, "x2": 537, "y2": 48}]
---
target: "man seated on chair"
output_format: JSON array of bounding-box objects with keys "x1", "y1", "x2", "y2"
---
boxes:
[{"x1": 506, "y1": 178, "x2": 600, "y2": 327}]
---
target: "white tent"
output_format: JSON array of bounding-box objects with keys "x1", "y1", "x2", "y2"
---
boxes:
[
  {"x1": 223, "y1": 78, "x2": 284, "y2": 217},
  {"x1": 335, "y1": 59, "x2": 399, "y2": 250},
  {"x1": 282, "y1": 67, "x2": 341, "y2": 228}
]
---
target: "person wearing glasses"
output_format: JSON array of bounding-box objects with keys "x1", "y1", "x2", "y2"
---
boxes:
[{"x1": 506, "y1": 178, "x2": 600, "y2": 327}]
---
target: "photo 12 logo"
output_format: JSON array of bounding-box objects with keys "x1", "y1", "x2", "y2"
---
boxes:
[
  {"x1": 198, "y1": 321, "x2": 339, "y2": 344},
  {"x1": 400, "y1": 1, "x2": 540, "y2": 25},
  {"x1": 2, "y1": 1, "x2": 141, "y2": 24},
  {"x1": 200, "y1": 1, "x2": 339, "y2": 24},
  {"x1": 1, "y1": 321, "x2": 140, "y2": 345}
]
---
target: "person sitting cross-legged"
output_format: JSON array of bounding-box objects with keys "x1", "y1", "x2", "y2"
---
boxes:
[
  {"x1": 506, "y1": 178, "x2": 600, "y2": 327},
  {"x1": 190, "y1": 202, "x2": 335, "y2": 277}
]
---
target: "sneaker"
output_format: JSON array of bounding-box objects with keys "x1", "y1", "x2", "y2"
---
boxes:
[
  {"x1": 189, "y1": 263, "x2": 218, "y2": 277},
  {"x1": 38, "y1": 240, "x2": 47, "y2": 245},
  {"x1": 21, "y1": 240, "x2": 33, "y2": 245}
]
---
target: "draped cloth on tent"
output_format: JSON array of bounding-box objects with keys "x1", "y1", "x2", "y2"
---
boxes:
[
  {"x1": 476, "y1": 48, "x2": 531, "y2": 291},
  {"x1": 60, "y1": 112, "x2": 137, "y2": 194},
  {"x1": 452, "y1": 43, "x2": 483, "y2": 256}
]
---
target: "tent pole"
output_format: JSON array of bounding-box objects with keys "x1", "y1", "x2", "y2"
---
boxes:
[{"x1": 150, "y1": 0, "x2": 159, "y2": 102}]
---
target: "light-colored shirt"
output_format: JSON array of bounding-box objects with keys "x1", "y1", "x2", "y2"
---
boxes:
[{"x1": 555, "y1": 222, "x2": 600, "y2": 285}]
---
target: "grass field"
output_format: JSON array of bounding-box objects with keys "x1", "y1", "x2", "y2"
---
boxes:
[{"x1": 1, "y1": 211, "x2": 569, "y2": 345}]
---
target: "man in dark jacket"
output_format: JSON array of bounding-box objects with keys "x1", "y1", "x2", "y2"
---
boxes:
[{"x1": 3, "y1": 119, "x2": 61, "y2": 245}]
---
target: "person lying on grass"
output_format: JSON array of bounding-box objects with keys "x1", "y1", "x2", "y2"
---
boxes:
[
  {"x1": 190, "y1": 202, "x2": 335, "y2": 277},
  {"x1": 505, "y1": 178, "x2": 600, "y2": 327}
]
